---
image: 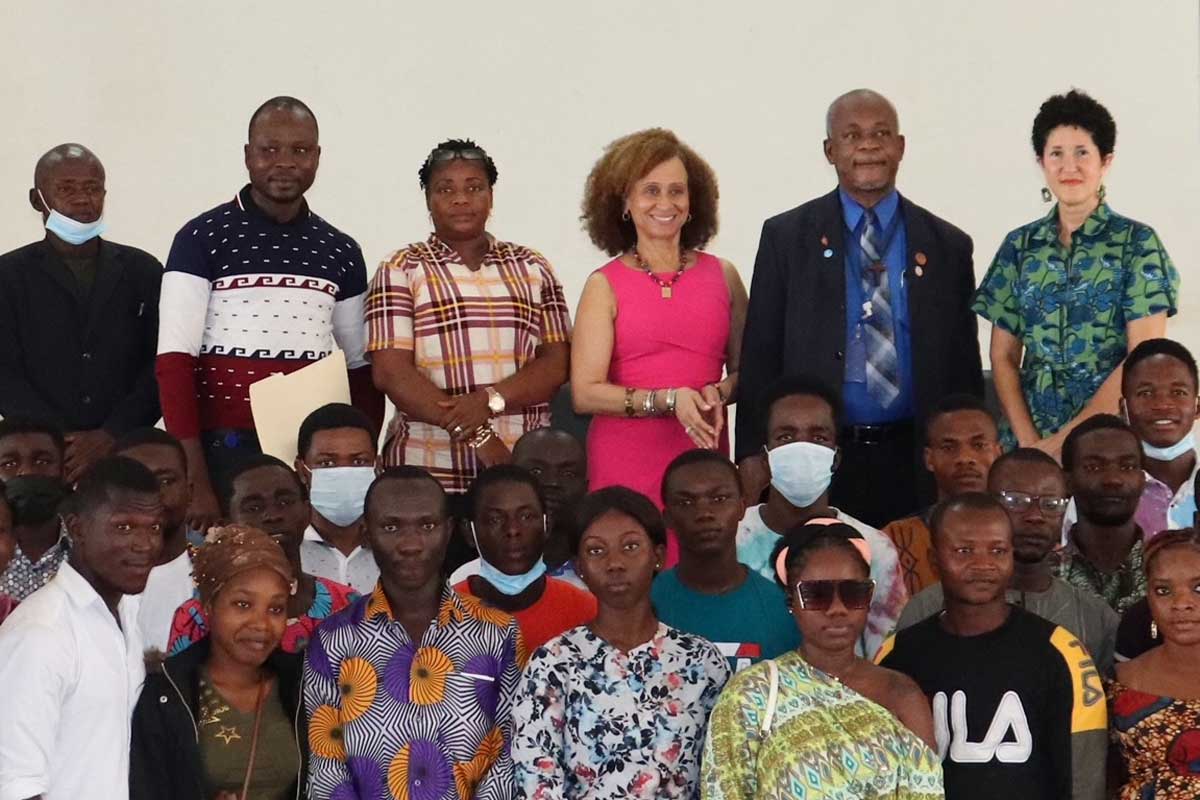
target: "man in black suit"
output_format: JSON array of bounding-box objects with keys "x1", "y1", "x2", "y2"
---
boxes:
[
  {"x1": 0, "y1": 144, "x2": 162, "y2": 483},
  {"x1": 737, "y1": 89, "x2": 982, "y2": 527}
]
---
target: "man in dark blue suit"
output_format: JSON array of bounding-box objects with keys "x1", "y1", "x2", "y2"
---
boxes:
[{"x1": 737, "y1": 90, "x2": 983, "y2": 527}]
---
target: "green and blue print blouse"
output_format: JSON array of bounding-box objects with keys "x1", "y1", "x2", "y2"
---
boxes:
[{"x1": 972, "y1": 203, "x2": 1179, "y2": 441}]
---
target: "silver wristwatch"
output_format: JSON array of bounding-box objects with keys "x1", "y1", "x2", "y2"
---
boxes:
[{"x1": 485, "y1": 387, "x2": 507, "y2": 416}]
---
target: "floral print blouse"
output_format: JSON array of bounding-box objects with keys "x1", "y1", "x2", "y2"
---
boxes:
[
  {"x1": 512, "y1": 623, "x2": 730, "y2": 800},
  {"x1": 972, "y1": 203, "x2": 1178, "y2": 441}
]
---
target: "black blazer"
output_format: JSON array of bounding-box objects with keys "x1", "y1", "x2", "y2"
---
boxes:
[
  {"x1": 0, "y1": 238, "x2": 161, "y2": 433},
  {"x1": 130, "y1": 639, "x2": 308, "y2": 800},
  {"x1": 735, "y1": 188, "x2": 983, "y2": 461}
]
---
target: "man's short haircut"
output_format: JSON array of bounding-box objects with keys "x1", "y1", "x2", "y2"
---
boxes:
[
  {"x1": 248, "y1": 96, "x2": 318, "y2": 140},
  {"x1": 924, "y1": 393, "x2": 996, "y2": 443},
  {"x1": 68, "y1": 456, "x2": 159, "y2": 516},
  {"x1": 1061, "y1": 414, "x2": 1137, "y2": 472},
  {"x1": 364, "y1": 466, "x2": 448, "y2": 518},
  {"x1": 512, "y1": 427, "x2": 586, "y2": 461},
  {"x1": 660, "y1": 449, "x2": 740, "y2": 503},
  {"x1": 929, "y1": 492, "x2": 1010, "y2": 543},
  {"x1": 418, "y1": 138, "x2": 498, "y2": 190},
  {"x1": 0, "y1": 416, "x2": 65, "y2": 457},
  {"x1": 987, "y1": 448, "x2": 1063, "y2": 490},
  {"x1": 113, "y1": 427, "x2": 187, "y2": 470},
  {"x1": 467, "y1": 464, "x2": 545, "y2": 521},
  {"x1": 1122, "y1": 338, "x2": 1198, "y2": 394},
  {"x1": 762, "y1": 374, "x2": 843, "y2": 435},
  {"x1": 296, "y1": 403, "x2": 376, "y2": 461},
  {"x1": 573, "y1": 486, "x2": 666, "y2": 554},
  {"x1": 220, "y1": 454, "x2": 306, "y2": 516}
]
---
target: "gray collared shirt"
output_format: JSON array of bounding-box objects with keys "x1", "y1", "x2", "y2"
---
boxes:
[{"x1": 300, "y1": 525, "x2": 379, "y2": 594}]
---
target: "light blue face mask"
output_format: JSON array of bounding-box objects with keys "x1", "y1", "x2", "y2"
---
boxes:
[
  {"x1": 38, "y1": 189, "x2": 106, "y2": 246},
  {"x1": 471, "y1": 518, "x2": 548, "y2": 596},
  {"x1": 308, "y1": 466, "x2": 375, "y2": 527},
  {"x1": 1142, "y1": 430, "x2": 1197, "y2": 463}
]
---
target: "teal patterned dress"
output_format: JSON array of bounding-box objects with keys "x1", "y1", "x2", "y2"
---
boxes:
[{"x1": 972, "y1": 203, "x2": 1179, "y2": 443}]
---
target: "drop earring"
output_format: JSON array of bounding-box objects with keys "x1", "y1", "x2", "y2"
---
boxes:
[
  {"x1": 1150, "y1": 620, "x2": 1158, "y2": 639},
  {"x1": 1041, "y1": 187, "x2": 1053, "y2": 203},
  {"x1": 622, "y1": 209, "x2": 631, "y2": 221}
]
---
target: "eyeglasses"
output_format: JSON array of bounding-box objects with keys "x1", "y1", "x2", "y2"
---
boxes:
[
  {"x1": 793, "y1": 579, "x2": 875, "y2": 611},
  {"x1": 427, "y1": 147, "x2": 487, "y2": 165},
  {"x1": 997, "y1": 491, "x2": 1070, "y2": 514}
]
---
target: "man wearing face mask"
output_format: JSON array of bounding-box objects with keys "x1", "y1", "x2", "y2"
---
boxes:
[
  {"x1": 295, "y1": 403, "x2": 380, "y2": 593},
  {"x1": 0, "y1": 418, "x2": 72, "y2": 600},
  {"x1": 454, "y1": 465, "x2": 596, "y2": 651},
  {"x1": 735, "y1": 375, "x2": 906, "y2": 658},
  {"x1": 0, "y1": 145, "x2": 163, "y2": 484}
]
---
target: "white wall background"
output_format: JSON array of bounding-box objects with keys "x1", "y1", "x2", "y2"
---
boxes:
[{"x1": 2, "y1": 0, "x2": 1198, "y2": 364}]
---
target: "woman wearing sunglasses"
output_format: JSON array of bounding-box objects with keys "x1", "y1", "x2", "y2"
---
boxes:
[
  {"x1": 702, "y1": 522, "x2": 942, "y2": 800},
  {"x1": 365, "y1": 139, "x2": 573, "y2": 570}
]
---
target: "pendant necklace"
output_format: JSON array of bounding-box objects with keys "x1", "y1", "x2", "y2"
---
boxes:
[{"x1": 632, "y1": 248, "x2": 687, "y2": 299}]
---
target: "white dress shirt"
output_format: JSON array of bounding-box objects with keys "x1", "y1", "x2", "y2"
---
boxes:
[
  {"x1": 300, "y1": 525, "x2": 379, "y2": 594},
  {"x1": 136, "y1": 549, "x2": 194, "y2": 654},
  {"x1": 0, "y1": 562, "x2": 145, "y2": 800}
]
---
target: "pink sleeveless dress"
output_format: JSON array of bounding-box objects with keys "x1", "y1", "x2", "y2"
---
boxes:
[{"x1": 587, "y1": 253, "x2": 731, "y2": 564}]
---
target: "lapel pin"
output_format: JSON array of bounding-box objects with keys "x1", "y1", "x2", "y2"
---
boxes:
[
  {"x1": 820, "y1": 235, "x2": 830, "y2": 246},
  {"x1": 915, "y1": 266, "x2": 924, "y2": 277},
  {"x1": 823, "y1": 248, "x2": 834, "y2": 259},
  {"x1": 915, "y1": 252, "x2": 927, "y2": 266}
]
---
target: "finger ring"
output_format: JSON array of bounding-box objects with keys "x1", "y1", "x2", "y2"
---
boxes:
[
  {"x1": 453, "y1": 425, "x2": 463, "y2": 435},
  {"x1": 685, "y1": 426, "x2": 694, "y2": 435}
]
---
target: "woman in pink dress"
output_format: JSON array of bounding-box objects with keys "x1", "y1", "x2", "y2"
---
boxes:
[{"x1": 572, "y1": 128, "x2": 748, "y2": 565}]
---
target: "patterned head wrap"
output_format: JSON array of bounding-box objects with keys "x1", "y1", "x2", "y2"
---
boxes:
[{"x1": 192, "y1": 524, "x2": 296, "y2": 605}]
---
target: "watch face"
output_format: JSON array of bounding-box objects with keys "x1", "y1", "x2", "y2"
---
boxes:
[{"x1": 488, "y1": 390, "x2": 505, "y2": 414}]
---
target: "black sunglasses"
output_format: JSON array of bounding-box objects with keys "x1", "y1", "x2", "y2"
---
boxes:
[
  {"x1": 794, "y1": 579, "x2": 875, "y2": 611},
  {"x1": 427, "y1": 147, "x2": 487, "y2": 165}
]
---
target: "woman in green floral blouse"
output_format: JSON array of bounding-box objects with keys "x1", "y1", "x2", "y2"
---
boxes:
[{"x1": 973, "y1": 90, "x2": 1179, "y2": 457}]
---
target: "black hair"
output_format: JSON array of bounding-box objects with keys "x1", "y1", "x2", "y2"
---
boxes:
[
  {"x1": 929, "y1": 491, "x2": 1010, "y2": 543},
  {"x1": 924, "y1": 393, "x2": 996, "y2": 443},
  {"x1": 770, "y1": 523, "x2": 870, "y2": 589},
  {"x1": 512, "y1": 427, "x2": 586, "y2": 460},
  {"x1": 68, "y1": 456, "x2": 159, "y2": 516},
  {"x1": 467, "y1": 464, "x2": 545, "y2": 521},
  {"x1": 112, "y1": 427, "x2": 187, "y2": 471},
  {"x1": 1031, "y1": 89, "x2": 1116, "y2": 158},
  {"x1": 0, "y1": 416, "x2": 65, "y2": 458},
  {"x1": 296, "y1": 403, "x2": 376, "y2": 461},
  {"x1": 1061, "y1": 414, "x2": 1137, "y2": 472},
  {"x1": 987, "y1": 447, "x2": 1063, "y2": 490},
  {"x1": 660, "y1": 449, "x2": 740, "y2": 503},
  {"x1": 248, "y1": 96, "x2": 318, "y2": 140},
  {"x1": 220, "y1": 454, "x2": 306, "y2": 516},
  {"x1": 573, "y1": 486, "x2": 666, "y2": 554},
  {"x1": 363, "y1": 466, "x2": 448, "y2": 518},
  {"x1": 418, "y1": 138, "x2": 498, "y2": 190},
  {"x1": 762, "y1": 374, "x2": 843, "y2": 437},
  {"x1": 1122, "y1": 338, "x2": 1199, "y2": 394}
]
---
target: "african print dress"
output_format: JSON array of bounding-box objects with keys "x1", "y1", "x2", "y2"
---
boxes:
[
  {"x1": 702, "y1": 650, "x2": 942, "y2": 800},
  {"x1": 972, "y1": 203, "x2": 1178, "y2": 443},
  {"x1": 1108, "y1": 680, "x2": 1200, "y2": 799}
]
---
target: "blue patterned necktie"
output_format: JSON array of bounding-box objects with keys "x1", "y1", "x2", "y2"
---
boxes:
[{"x1": 859, "y1": 209, "x2": 901, "y2": 407}]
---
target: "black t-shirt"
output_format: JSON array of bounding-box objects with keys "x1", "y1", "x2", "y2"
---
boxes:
[{"x1": 878, "y1": 605, "x2": 1107, "y2": 800}]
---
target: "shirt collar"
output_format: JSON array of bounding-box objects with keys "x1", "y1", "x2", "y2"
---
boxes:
[
  {"x1": 366, "y1": 581, "x2": 462, "y2": 624},
  {"x1": 425, "y1": 233, "x2": 498, "y2": 263},
  {"x1": 1037, "y1": 201, "x2": 1113, "y2": 241},
  {"x1": 54, "y1": 561, "x2": 107, "y2": 611},
  {"x1": 839, "y1": 187, "x2": 900, "y2": 233},
  {"x1": 303, "y1": 525, "x2": 323, "y2": 543},
  {"x1": 1063, "y1": 525, "x2": 1146, "y2": 564},
  {"x1": 236, "y1": 184, "x2": 311, "y2": 225}
]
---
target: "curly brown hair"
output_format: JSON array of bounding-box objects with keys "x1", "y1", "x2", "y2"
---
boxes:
[{"x1": 580, "y1": 128, "x2": 719, "y2": 256}]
